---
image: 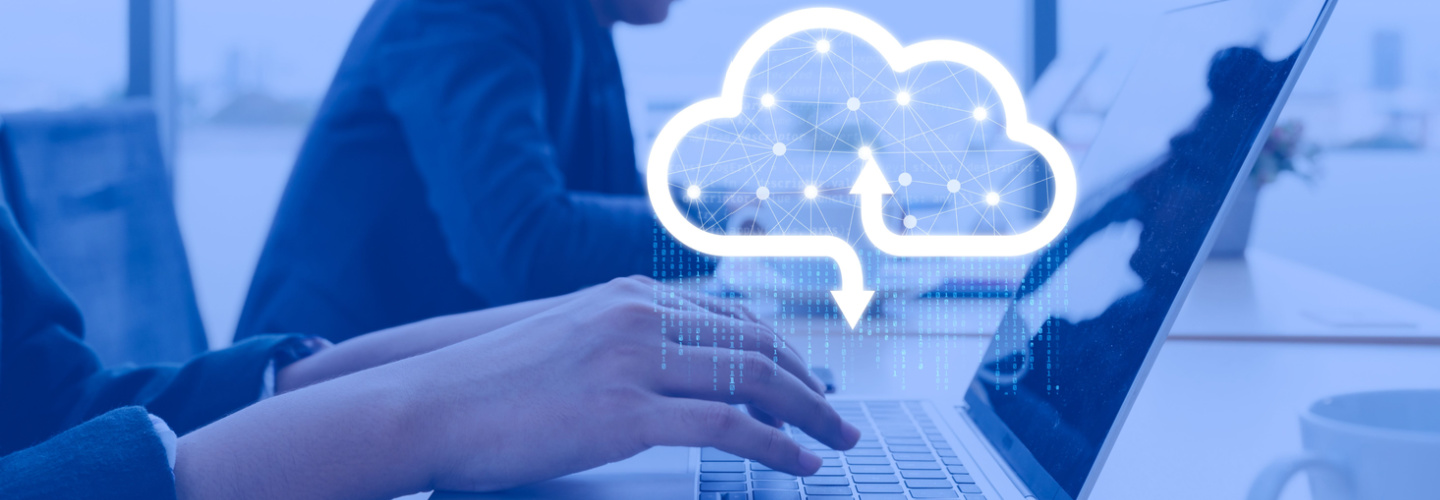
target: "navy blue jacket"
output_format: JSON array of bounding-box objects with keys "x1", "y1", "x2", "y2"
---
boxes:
[
  {"x1": 237, "y1": 0, "x2": 708, "y2": 343},
  {"x1": 0, "y1": 194, "x2": 308, "y2": 498}
]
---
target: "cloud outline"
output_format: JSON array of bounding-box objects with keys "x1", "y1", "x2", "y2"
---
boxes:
[{"x1": 646, "y1": 8, "x2": 1077, "y2": 326}]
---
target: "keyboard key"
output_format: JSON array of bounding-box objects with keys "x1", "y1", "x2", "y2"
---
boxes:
[
  {"x1": 888, "y1": 445, "x2": 931, "y2": 453},
  {"x1": 892, "y1": 453, "x2": 935, "y2": 461},
  {"x1": 958, "y1": 484, "x2": 983, "y2": 494},
  {"x1": 702, "y1": 462, "x2": 746, "y2": 473},
  {"x1": 906, "y1": 479, "x2": 955, "y2": 489},
  {"x1": 722, "y1": 494, "x2": 749, "y2": 500},
  {"x1": 822, "y1": 458, "x2": 842, "y2": 467},
  {"x1": 884, "y1": 437, "x2": 926, "y2": 445},
  {"x1": 897, "y1": 461, "x2": 942, "y2": 470},
  {"x1": 910, "y1": 490, "x2": 959, "y2": 498},
  {"x1": 963, "y1": 495, "x2": 988, "y2": 500},
  {"x1": 946, "y1": 466, "x2": 969, "y2": 475},
  {"x1": 699, "y1": 493, "x2": 721, "y2": 500},
  {"x1": 702, "y1": 448, "x2": 744, "y2": 462},
  {"x1": 846, "y1": 457, "x2": 890, "y2": 465},
  {"x1": 751, "y1": 491, "x2": 800, "y2": 500},
  {"x1": 942, "y1": 457, "x2": 965, "y2": 466},
  {"x1": 812, "y1": 450, "x2": 841, "y2": 458},
  {"x1": 813, "y1": 467, "x2": 846, "y2": 477},
  {"x1": 855, "y1": 483, "x2": 903, "y2": 494},
  {"x1": 802, "y1": 476, "x2": 849, "y2": 486},
  {"x1": 936, "y1": 449, "x2": 958, "y2": 457},
  {"x1": 952, "y1": 473, "x2": 975, "y2": 484},
  {"x1": 700, "y1": 482, "x2": 747, "y2": 492},
  {"x1": 858, "y1": 495, "x2": 907, "y2": 500},
  {"x1": 850, "y1": 474, "x2": 899, "y2": 484},
  {"x1": 751, "y1": 471, "x2": 796, "y2": 480},
  {"x1": 900, "y1": 470, "x2": 946, "y2": 479},
  {"x1": 846, "y1": 449, "x2": 887, "y2": 457},
  {"x1": 751, "y1": 480, "x2": 798, "y2": 490},
  {"x1": 804, "y1": 485, "x2": 853, "y2": 495},
  {"x1": 848, "y1": 465, "x2": 893, "y2": 474},
  {"x1": 700, "y1": 473, "x2": 746, "y2": 482}
]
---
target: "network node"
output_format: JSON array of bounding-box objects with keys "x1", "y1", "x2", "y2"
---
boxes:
[
  {"x1": 816, "y1": 39, "x2": 831, "y2": 53},
  {"x1": 897, "y1": 172, "x2": 912, "y2": 187},
  {"x1": 973, "y1": 106, "x2": 989, "y2": 121},
  {"x1": 756, "y1": 186, "x2": 770, "y2": 200},
  {"x1": 847, "y1": 97, "x2": 860, "y2": 111},
  {"x1": 903, "y1": 215, "x2": 917, "y2": 229},
  {"x1": 804, "y1": 185, "x2": 818, "y2": 199},
  {"x1": 896, "y1": 91, "x2": 911, "y2": 106},
  {"x1": 761, "y1": 93, "x2": 776, "y2": 108},
  {"x1": 686, "y1": 185, "x2": 701, "y2": 200},
  {"x1": 986, "y1": 191, "x2": 1000, "y2": 206},
  {"x1": 858, "y1": 146, "x2": 873, "y2": 160},
  {"x1": 773, "y1": 142, "x2": 787, "y2": 156},
  {"x1": 947, "y1": 179, "x2": 961, "y2": 193}
]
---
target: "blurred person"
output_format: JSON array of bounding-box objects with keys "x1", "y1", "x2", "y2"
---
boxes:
[
  {"x1": 0, "y1": 191, "x2": 858, "y2": 498},
  {"x1": 236, "y1": 0, "x2": 710, "y2": 344}
]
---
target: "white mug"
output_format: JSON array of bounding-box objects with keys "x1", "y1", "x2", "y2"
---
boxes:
[{"x1": 1248, "y1": 389, "x2": 1440, "y2": 500}]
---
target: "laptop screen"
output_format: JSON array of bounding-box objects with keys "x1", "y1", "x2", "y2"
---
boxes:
[{"x1": 962, "y1": 1, "x2": 1333, "y2": 498}]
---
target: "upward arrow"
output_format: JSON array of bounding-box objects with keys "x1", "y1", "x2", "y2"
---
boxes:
[{"x1": 850, "y1": 161, "x2": 894, "y2": 196}]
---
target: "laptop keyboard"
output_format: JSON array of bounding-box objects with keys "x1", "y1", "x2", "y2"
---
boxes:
[{"x1": 697, "y1": 400, "x2": 987, "y2": 500}]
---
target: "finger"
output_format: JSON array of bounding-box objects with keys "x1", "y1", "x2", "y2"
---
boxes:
[
  {"x1": 748, "y1": 405, "x2": 783, "y2": 429},
  {"x1": 654, "y1": 284, "x2": 762, "y2": 324},
  {"x1": 645, "y1": 399, "x2": 824, "y2": 477},
  {"x1": 659, "y1": 291, "x2": 822, "y2": 393},
  {"x1": 660, "y1": 346, "x2": 859, "y2": 451},
  {"x1": 661, "y1": 310, "x2": 823, "y2": 395}
]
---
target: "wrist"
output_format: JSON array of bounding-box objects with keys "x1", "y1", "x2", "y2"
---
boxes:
[{"x1": 177, "y1": 362, "x2": 432, "y2": 499}]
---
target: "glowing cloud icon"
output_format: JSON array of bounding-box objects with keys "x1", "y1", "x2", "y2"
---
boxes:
[{"x1": 646, "y1": 8, "x2": 1077, "y2": 328}]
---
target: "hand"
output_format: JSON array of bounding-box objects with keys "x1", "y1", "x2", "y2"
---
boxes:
[
  {"x1": 402, "y1": 276, "x2": 859, "y2": 491},
  {"x1": 177, "y1": 276, "x2": 858, "y2": 499}
]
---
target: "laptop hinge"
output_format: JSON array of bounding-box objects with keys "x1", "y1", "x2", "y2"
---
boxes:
[{"x1": 953, "y1": 402, "x2": 1039, "y2": 500}]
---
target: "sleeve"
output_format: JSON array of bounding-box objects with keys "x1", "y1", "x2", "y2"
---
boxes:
[
  {"x1": 0, "y1": 407, "x2": 176, "y2": 500},
  {"x1": 0, "y1": 198, "x2": 313, "y2": 456},
  {"x1": 371, "y1": 2, "x2": 704, "y2": 304}
]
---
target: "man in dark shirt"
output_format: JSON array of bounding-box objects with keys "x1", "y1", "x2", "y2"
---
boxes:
[{"x1": 237, "y1": 0, "x2": 708, "y2": 343}]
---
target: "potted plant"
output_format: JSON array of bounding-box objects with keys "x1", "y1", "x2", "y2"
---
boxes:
[{"x1": 1210, "y1": 120, "x2": 1320, "y2": 258}]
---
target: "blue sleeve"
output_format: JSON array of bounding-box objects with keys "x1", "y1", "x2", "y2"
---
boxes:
[
  {"x1": 0, "y1": 407, "x2": 176, "y2": 500},
  {"x1": 0, "y1": 199, "x2": 311, "y2": 455},
  {"x1": 369, "y1": 1, "x2": 669, "y2": 303}
]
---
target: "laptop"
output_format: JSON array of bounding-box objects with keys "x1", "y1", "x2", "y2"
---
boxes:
[{"x1": 436, "y1": 1, "x2": 1336, "y2": 499}]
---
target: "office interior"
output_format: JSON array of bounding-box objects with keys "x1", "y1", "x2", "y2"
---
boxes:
[{"x1": 1, "y1": 0, "x2": 1435, "y2": 499}]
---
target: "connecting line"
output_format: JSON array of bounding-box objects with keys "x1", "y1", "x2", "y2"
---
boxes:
[{"x1": 647, "y1": 7, "x2": 1078, "y2": 329}]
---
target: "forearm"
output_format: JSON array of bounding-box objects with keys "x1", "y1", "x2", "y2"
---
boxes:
[
  {"x1": 275, "y1": 292, "x2": 576, "y2": 393},
  {"x1": 176, "y1": 366, "x2": 427, "y2": 500}
]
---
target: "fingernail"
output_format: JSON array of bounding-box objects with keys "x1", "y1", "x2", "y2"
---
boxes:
[
  {"x1": 797, "y1": 449, "x2": 824, "y2": 475},
  {"x1": 841, "y1": 421, "x2": 862, "y2": 448}
]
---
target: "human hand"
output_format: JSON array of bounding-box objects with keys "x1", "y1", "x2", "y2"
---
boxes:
[
  {"x1": 177, "y1": 277, "x2": 855, "y2": 499},
  {"x1": 394, "y1": 276, "x2": 859, "y2": 492}
]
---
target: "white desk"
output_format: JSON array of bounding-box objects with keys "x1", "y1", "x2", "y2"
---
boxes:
[
  {"x1": 726, "y1": 250, "x2": 1440, "y2": 344},
  {"x1": 1171, "y1": 250, "x2": 1440, "y2": 343},
  {"x1": 432, "y1": 253, "x2": 1440, "y2": 500},
  {"x1": 811, "y1": 336, "x2": 1440, "y2": 500}
]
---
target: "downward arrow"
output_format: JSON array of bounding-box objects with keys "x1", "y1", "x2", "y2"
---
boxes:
[{"x1": 831, "y1": 289, "x2": 877, "y2": 328}]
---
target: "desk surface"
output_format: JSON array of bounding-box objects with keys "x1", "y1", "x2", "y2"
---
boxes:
[
  {"x1": 712, "y1": 250, "x2": 1440, "y2": 343},
  {"x1": 428, "y1": 254, "x2": 1440, "y2": 500},
  {"x1": 821, "y1": 336, "x2": 1440, "y2": 500}
]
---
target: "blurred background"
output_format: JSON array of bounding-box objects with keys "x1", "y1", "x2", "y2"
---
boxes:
[{"x1": 0, "y1": 0, "x2": 1434, "y2": 349}]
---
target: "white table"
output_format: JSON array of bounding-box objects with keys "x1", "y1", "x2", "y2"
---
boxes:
[
  {"x1": 434, "y1": 253, "x2": 1440, "y2": 500},
  {"x1": 785, "y1": 252, "x2": 1440, "y2": 499}
]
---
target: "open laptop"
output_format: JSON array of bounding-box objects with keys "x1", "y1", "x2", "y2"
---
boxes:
[{"x1": 437, "y1": 1, "x2": 1336, "y2": 499}]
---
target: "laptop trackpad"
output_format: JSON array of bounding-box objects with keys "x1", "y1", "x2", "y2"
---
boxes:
[{"x1": 432, "y1": 446, "x2": 693, "y2": 500}]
